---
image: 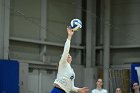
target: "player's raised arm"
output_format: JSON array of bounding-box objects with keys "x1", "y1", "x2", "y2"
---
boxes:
[{"x1": 59, "y1": 27, "x2": 74, "y2": 65}]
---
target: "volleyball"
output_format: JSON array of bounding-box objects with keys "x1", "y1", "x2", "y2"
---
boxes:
[{"x1": 70, "y1": 19, "x2": 82, "y2": 31}]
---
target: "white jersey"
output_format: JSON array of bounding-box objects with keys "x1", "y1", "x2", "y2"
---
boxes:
[
  {"x1": 91, "y1": 89, "x2": 107, "y2": 93},
  {"x1": 54, "y1": 39, "x2": 79, "y2": 93}
]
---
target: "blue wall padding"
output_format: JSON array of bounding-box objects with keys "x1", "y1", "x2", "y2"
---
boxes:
[{"x1": 0, "y1": 60, "x2": 19, "y2": 93}]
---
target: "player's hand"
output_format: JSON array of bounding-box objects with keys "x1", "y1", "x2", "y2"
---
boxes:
[
  {"x1": 78, "y1": 87, "x2": 89, "y2": 93},
  {"x1": 67, "y1": 26, "x2": 74, "y2": 38}
]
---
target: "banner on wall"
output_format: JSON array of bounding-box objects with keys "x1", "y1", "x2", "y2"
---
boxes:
[{"x1": 131, "y1": 63, "x2": 140, "y2": 85}]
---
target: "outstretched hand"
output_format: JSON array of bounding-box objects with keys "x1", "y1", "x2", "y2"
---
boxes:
[
  {"x1": 67, "y1": 26, "x2": 74, "y2": 40},
  {"x1": 78, "y1": 87, "x2": 89, "y2": 93}
]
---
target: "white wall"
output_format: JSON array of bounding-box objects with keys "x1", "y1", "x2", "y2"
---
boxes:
[
  {"x1": 110, "y1": 0, "x2": 140, "y2": 65},
  {"x1": 0, "y1": 0, "x2": 4, "y2": 58}
]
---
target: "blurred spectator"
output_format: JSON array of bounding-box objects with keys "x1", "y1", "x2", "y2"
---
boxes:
[
  {"x1": 132, "y1": 82, "x2": 140, "y2": 93},
  {"x1": 91, "y1": 78, "x2": 107, "y2": 93},
  {"x1": 115, "y1": 88, "x2": 121, "y2": 93}
]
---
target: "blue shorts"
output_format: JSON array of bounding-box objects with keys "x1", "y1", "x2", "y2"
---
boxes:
[{"x1": 50, "y1": 87, "x2": 66, "y2": 93}]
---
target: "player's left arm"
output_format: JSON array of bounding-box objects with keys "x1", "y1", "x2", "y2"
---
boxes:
[
  {"x1": 71, "y1": 79, "x2": 80, "y2": 92},
  {"x1": 71, "y1": 79, "x2": 89, "y2": 93}
]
